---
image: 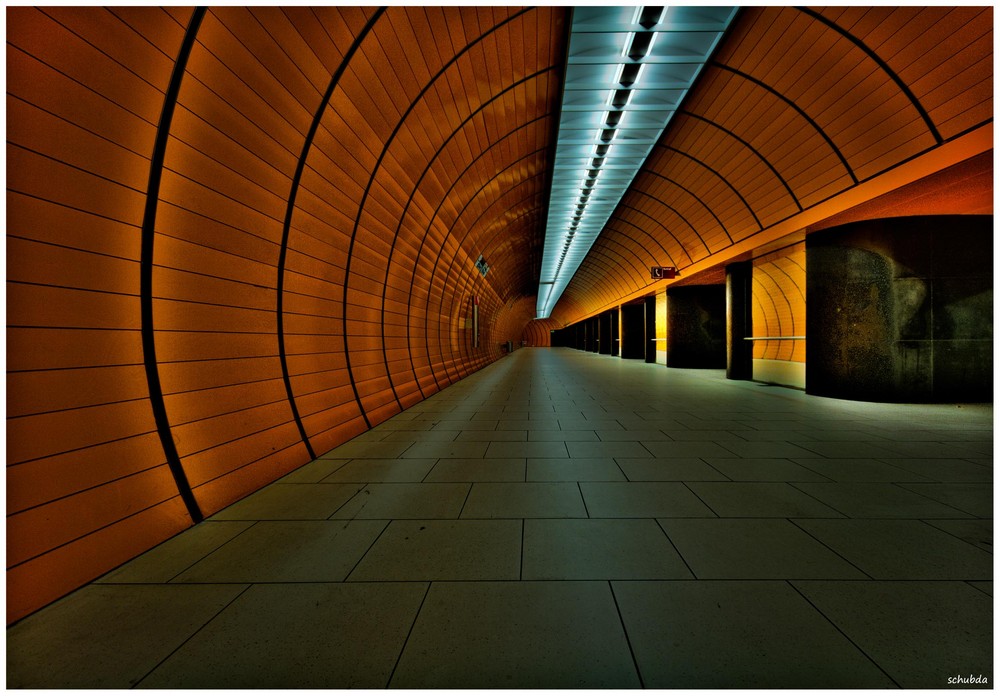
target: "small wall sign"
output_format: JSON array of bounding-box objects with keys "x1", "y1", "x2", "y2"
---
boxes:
[{"x1": 650, "y1": 266, "x2": 677, "y2": 279}]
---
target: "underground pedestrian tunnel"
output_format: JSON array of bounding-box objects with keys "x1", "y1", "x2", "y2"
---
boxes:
[{"x1": 5, "y1": 6, "x2": 993, "y2": 680}]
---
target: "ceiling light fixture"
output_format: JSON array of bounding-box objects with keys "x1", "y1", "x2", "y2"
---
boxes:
[{"x1": 536, "y1": 5, "x2": 738, "y2": 320}]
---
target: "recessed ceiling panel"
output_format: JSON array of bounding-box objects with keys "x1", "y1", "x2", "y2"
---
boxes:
[{"x1": 536, "y1": 5, "x2": 738, "y2": 319}]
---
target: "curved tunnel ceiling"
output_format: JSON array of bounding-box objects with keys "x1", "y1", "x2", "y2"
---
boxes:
[{"x1": 549, "y1": 5, "x2": 993, "y2": 325}]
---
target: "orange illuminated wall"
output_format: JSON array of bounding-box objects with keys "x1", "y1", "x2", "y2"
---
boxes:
[
  {"x1": 6, "y1": 6, "x2": 566, "y2": 623},
  {"x1": 751, "y1": 242, "x2": 806, "y2": 387},
  {"x1": 521, "y1": 318, "x2": 556, "y2": 347}
]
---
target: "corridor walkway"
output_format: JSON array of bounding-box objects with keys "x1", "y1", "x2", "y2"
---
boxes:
[{"x1": 8, "y1": 348, "x2": 993, "y2": 689}]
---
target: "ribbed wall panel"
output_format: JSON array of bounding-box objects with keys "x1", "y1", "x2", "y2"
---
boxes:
[
  {"x1": 6, "y1": 6, "x2": 195, "y2": 625},
  {"x1": 6, "y1": 6, "x2": 566, "y2": 623}
]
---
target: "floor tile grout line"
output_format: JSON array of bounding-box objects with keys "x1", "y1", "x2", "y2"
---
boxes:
[
  {"x1": 915, "y1": 518, "x2": 994, "y2": 553},
  {"x1": 132, "y1": 582, "x2": 255, "y2": 688},
  {"x1": 577, "y1": 481, "x2": 592, "y2": 519},
  {"x1": 679, "y1": 480, "x2": 721, "y2": 518},
  {"x1": 890, "y1": 482, "x2": 986, "y2": 518},
  {"x1": 654, "y1": 518, "x2": 699, "y2": 580},
  {"x1": 519, "y1": 518, "x2": 525, "y2": 581},
  {"x1": 785, "y1": 518, "x2": 875, "y2": 581},
  {"x1": 456, "y1": 482, "x2": 475, "y2": 519},
  {"x1": 341, "y1": 519, "x2": 393, "y2": 582},
  {"x1": 607, "y1": 580, "x2": 645, "y2": 688},
  {"x1": 696, "y1": 456, "x2": 735, "y2": 482},
  {"x1": 165, "y1": 521, "x2": 262, "y2": 584},
  {"x1": 785, "y1": 580, "x2": 902, "y2": 688},
  {"x1": 384, "y1": 581, "x2": 433, "y2": 688}
]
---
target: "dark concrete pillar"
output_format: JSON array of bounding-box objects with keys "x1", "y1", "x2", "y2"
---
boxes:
[
  {"x1": 667, "y1": 285, "x2": 727, "y2": 368},
  {"x1": 599, "y1": 311, "x2": 612, "y2": 355},
  {"x1": 726, "y1": 261, "x2": 753, "y2": 380},
  {"x1": 589, "y1": 316, "x2": 600, "y2": 353},
  {"x1": 610, "y1": 308, "x2": 620, "y2": 357},
  {"x1": 807, "y1": 215, "x2": 992, "y2": 402},
  {"x1": 644, "y1": 296, "x2": 657, "y2": 363},
  {"x1": 621, "y1": 303, "x2": 645, "y2": 359}
]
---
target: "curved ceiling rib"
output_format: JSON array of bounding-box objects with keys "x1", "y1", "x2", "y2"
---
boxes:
[{"x1": 550, "y1": 5, "x2": 992, "y2": 327}]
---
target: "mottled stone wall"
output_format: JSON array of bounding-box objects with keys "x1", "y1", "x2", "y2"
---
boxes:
[
  {"x1": 807, "y1": 216, "x2": 992, "y2": 402},
  {"x1": 667, "y1": 285, "x2": 727, "y2": 368}
]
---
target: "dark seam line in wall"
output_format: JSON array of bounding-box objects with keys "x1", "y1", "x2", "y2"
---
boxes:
[
  {"x1": 710, "y1": 62, "x2": 859, "y2": 185},
  {"x1": 680, "y1": 110, "x2": 803, "y2": 212},
  {"x1": 633, "y1": 177, "x2": 730, "y2": 256},
  {"x1": 796, "y1": 6, "x2": 943, "y2": 146},
  {"x1": 382, "y1": 67, "x2": 556, "y2": 406},
  {"x1": 659, "y1": 145, "x2": 761, "y2": 234},
  {"x1": 140, "y1": 6, "x2": 207, "y2": 525},
  {"x1": 616, "y1": 200, "x2": 691, "y2": 266},
  {"x1": 347, "y1": 6, "x2": 534, "y2": 410},
  {"x1": 604, "y1": 201, "x2": 678, "y2": 268},
  {"x1": 278, "y1": 7, "x2": 386, "y2": 449}
]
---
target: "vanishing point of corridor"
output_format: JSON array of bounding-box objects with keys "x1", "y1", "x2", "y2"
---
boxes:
[{"x1": 8, "y1": 348, "x2": 992, "y2": 689}]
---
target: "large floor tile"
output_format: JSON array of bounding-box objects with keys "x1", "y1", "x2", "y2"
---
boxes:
[
  {"x1": 641, "y1": 440, "x2": 736, "y2": 458},
  {"x1": 660, "y1": 429, "x2": 750, "y2": 441},
  {"x1": 923, "y1": 518, "x2": 993, "y2": 553},
  {"x1": 686, "y1": 482, "x2": 844, "y2": 518},
  {"x1": 401, "y1": 441, "x2": 488, "y2": 458},
  {"x1": 790, "y1": 458, "x2": 930, "y2": 482},
  {"x1": 330, "y1": 483, "x2": 471, "y2": 519},
  {"x1": 612, "y1": 580, "x2": 895, "y2": 688},
  {"x1": 790, "y1": 482, "x2": 975, "y2": 518},
  {"x1": 348, "y1": 519, "x2": 521, "y2": 581},
  {"x1": 389, "y1": 581, "x2": 640, "y2": 688},
  {"x1": 321, "y1": 440, "x2": 413, "y2": 459},
  {"x1": 617, "y1": 458, "x2": 729, "y2": 481},
  {"x1": 881, "y1": 458, "x2": 993, "y2": 482},
  {"x1": 719, "y1": 441, "x2": 820, "y2": 458},
  {"x1": 320, "y1": 458, "x2": 437, "y2": 483},
  {"x1": 792, "y1": 441, "x2": 906, "y2": 459},
  {"x1": 8, "y1": 584, "x2": 246, "y2": 688},
  {"x1": 595, "y1": 429, "x2": 671, "y2": 441},
  {"x1": 659, "y1": 518, "x2": 866, "y2": 579},
  {"x1": 137, "y1": 583, "x2": 427, "y2": 688},
  {"x1": 172, "y1": 520, "x2": 387, "y2": 582},
  {"x1": 486, "y1": 440, "x2": 570, "y2": 458},
  {"x1": 528, "y1": 429, "x2": 600, "y2": 441},
  {"x1": 793, "y1": 581, "x2": 993, "y2": 688},
  {"x1": 461, "y1": 482, "x2": 587, "y2": 518},
  {"x1": 423, "y1": 458, "x2": 526, "y2": 482},
  {"x1": 454, "y1": 429, "x2": 526, "y2": 441},
  {"x1": 277, "y1": 458, "x2": 350, "y2": 483},
  {"x1": 567, "y1": 440, "x2": 653, "y2": 458},
  {"x1": 522, "y1": 519, "x2": 692, "y2": 579},
  {"x1": 792, "y1": 519, "x2": 993, "y2": 580},
  {"x1": 704, "y1": 457, "x2": 830, "y2": 482},
  {"x1": 526, "y1": 457, "x2": 626, "y2": 481},
  {"x1": 896, "y1": 482, "x2": 993, "y2": 517},
  {"x1": 378, "y1": 429, "x2": 458, "y2": 442},
  {"x1": 209, "y1": 483, "x2": 365, "y2": 520},
  {"x1": 96, "y1": 521, "x2": 254, "y2": 583},
  {"x1": 580, "y1": 482, "x2": 716, "y2": 518}
]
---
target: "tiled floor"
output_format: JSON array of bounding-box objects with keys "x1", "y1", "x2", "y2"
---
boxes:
[{"x1": 7, "y1": 348, "x2": 993, "y2": 689}]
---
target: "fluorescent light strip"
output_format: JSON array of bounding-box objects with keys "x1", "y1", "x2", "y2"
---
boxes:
[{"x1": 536, "y1": 6, "x2": 737, "y2": 320}]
